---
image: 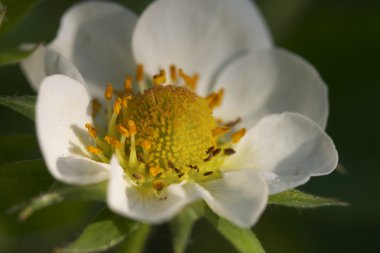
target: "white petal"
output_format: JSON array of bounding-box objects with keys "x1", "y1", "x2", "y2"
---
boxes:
[
  {"x1": 213, "y1": 48, "x2": 329, "y2": 129},
  {"x1": 185, "y1": 169, "x2": 268, "y2": 228},
  {"x1": 37, "y1": 75, "x2": 109, "y2": 184},
  {"x1": 223, "y1": 113, "x2": 338, "y2": 194},
  {"x1": 132, "y1": 0, "x2": 272, "y2": 95},
  {"x1": 49, "y1": 1, "x2": 138, "y2": 98},
  {"x1": 107, "y1": 157, "x2": 188, "y2": 224},
  {"x1": 20, "y1": 45, "x2": 85, "y2": 91}
]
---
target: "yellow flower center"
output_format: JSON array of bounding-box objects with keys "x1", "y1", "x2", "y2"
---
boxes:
[{"x1": 85, "y1": 65, "x2": 245, "y2": 195}]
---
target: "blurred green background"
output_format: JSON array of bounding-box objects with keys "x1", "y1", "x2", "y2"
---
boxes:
[{"x1": 0, "y1": 0, "x2": 379, "y2": 252}]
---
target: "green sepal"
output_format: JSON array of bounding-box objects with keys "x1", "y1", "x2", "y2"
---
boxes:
[
  {"x1": 269, "y1": 189, "x2": 348, "y2": 208},
  {"x1": 0, "y1": 95, "x2": 36, "y2": 120},
  {"x1": 55, "y1": 208, "x2": 141, "y2": 253},
  {"x1": 0, "y1": 159, "x2": 52, "y2": 199},
  {"x1": 0, "y1": 0, "x2": 41, "y2": 34},
  {"x1": 15, "y1": 181, "x2": 107, "y2": 220},
  {"x1": 194, "y1": 202, "x2": 265, "y2": 253},
  {"x1": 170, "y1": 206, "x2": 200, "y2": 253}
]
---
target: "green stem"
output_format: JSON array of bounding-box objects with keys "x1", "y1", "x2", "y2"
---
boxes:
[{"x1": 117, "y1": 223, "x2": 151, "y2": 253}]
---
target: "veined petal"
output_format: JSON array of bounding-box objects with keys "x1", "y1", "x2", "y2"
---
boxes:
[
  {"x1": 49, "y1": 1, "x2": 138, "y2": 98},
  {"x1": 223, "y1": 112, "x2": 338, "y2": 194},
  {"x1": 37, "y1": 75, "x2": 109, "y2": 184},
  {"x1": 107, "y1": 157, "x2": 189, "y2": 224},
  {"x1": 132, "y1": 0, "x2": 272, "y2": 96},
  {"x1": 185, "y1": 169, "x2": 268, "y2": 228},
  {"x1": 214, "y1": 48, "x2": 329, "y2": 129},
  {"x1": 20, "y1": 45, "x2": 85, "y2": 91}
]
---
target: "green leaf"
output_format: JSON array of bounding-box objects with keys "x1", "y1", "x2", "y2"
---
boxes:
[
  {"x1": 0, "y1": 135, "x2": 40, "y2": 162},
  {"x1": 170, "y1": 207, "x2": 200, "y2": 253},
  {"x1": 0, "y1": 0, "x2": 41, "y2": 34},
  {"x1": 16, "y1": 181, "x2": 107, "y2": 220},
  {"x1": 0, "y1": 159, "x2": 52, "y2": 199},
  {"x1": 0, "y1": 45, "x2": 36, "y2": 66},
  {"x1": 56, "y1": 208, "x2": 140, "y2": 253},
  {"x1": 269, "y1": 189, "x2": 348, "y2": 208},
  {"x1": 0, "y1": 4, "x2": 6, "y2": 27},
  {"x1": 199, "y1": 203, "x2": 265, "y2": 253},
  {"x1": 0, "y1": 95, "x2": 36, "y2": 120},
  {"x1": 116, "y1": 223, "x2": 151, "y2": 253}
]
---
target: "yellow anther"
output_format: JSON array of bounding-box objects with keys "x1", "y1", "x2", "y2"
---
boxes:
[
  {"x1": 104, "y1": 135, "x2": 122, "y2": 148},
  {"x1": 105, "y1": 83, "x2": 113, "y2": 100},
  {"x1": 170, "y1": 64, "x2": 177, "y2": 82},
  {"x1": 113, "y1": 98, "x2": 122, "y2": 114},
  {"x1": 137, "y1": 64, "x2": 144, "y2": 82},
  {"x1": 87, "y1": 145, "x2": 103, "y2": 155},
  {"x1": 153, "y1": 70, "x2": 166, "y2": 86},
  {"x1": 121, "y1": 94, "x2": 132, "y2": 108},
  {"x1": 142, "y1": 139, "x2": 152, "y2": 151},
  {"x1": 179, "y1": 69, "x2": 198, "y2": 90},
  {"x1": 149, "y1": 166, "x2": 161, "y2": 177},
  {"x1": 85, "y1": 123, "x2": 97, "y2": 138},
  {"x1": 212, "y1": 126, "x2": 230, "y2": 137},
  {"x1": 124, "y1": 76, "x2": 133, "y2": 92},
  {"x1": 231, "y1": 128, "x2": 246, "y2": 143},
  {"x1": 116, "y1": 124, "x2": 130, "y2": 137},
  {"x1": 152, "y1": 180, "x2": 165, "y2": 191},
  {"x1": 91, "y1": 99, "x2": 102, "y2": 117},
  {"x1": 128, "y1": 120, "x2": 137, "y2": 136},
  {"x1": 205, "y1": 88, "x2": 224, "y2": 110}
]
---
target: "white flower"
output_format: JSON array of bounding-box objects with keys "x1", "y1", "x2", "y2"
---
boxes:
[{"x1": 21, "y1": 0, "x2": 338, "y2": 227}]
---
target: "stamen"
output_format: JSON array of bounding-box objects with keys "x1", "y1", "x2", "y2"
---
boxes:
[
  {"x1": 179, "y1": 69, "x2": 198, "y2": 90},
  {"x1": 149, "y1": 166, "x2": 161, "y2": 177},
  {"x1": 124, "y1": 76, "x2": 133, "y2": 93},
  {"x1": 205, "y1": 88, "x2": 224, "y2": 110},
  {"x1": 116, "y1": 124, "x2": 130, "y2": 137},
  {"x1": 212, "y1": 148, "x2": 222, "y2": 156},
  {"x1": 137, "y1": 64, "x2": 144, "y2": 82},
  {"x1": 212, "y1": 126, "x2": 230, "y2": 137},
  {"x1": 121, "y1": 94, "x2": 132, "y2": 109},
  {"x1": 170, "y1": 65, "x2": 177, "y2": 82},
  {"x1": 85, "y1": 123, "x2": 97, "y2": 138},
  {"x1": 203, "y1": 171, "x2": 214, "y2": 176},
  {"x1": 113, "y1": 98, "x2": 122, "y2": 115},
  {"x1": 225, "y1": 117, "x2": 242, "y2": 128},
  {"x1": 87, "y1": 146, "x2": 109, "y2": 163},
  {"x1": 231, "y1": 128, "x2": 246, "y2": 143},
  {"x1": 91, "y1": 99, "x2": 101, "y2": 118},
  {"x1": 223, "y1": 148, "x2": 236, "y2": 155},
  {"x1": 104, "y1": 83, "x2": 113, "y2": 101},
  {"x1": 104, "y1": 136, "x2": 122, "y2": 149},
  {"x1": 153, "y1": 69, "x2": 166, "y2": 86},
  {"x1": 128, "y1": 120, "x2": 137, "y2": 136},
  {"x1": 152, "y1": 180, "x2": 165, "y2": 191},
  {"x1": 206, "y1": 146, "x2": 215, "y2": 154}
]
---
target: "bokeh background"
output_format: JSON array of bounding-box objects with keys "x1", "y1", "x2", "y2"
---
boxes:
[{"x1": 0, "y1": 0, "x2": 379, "y2": 252}]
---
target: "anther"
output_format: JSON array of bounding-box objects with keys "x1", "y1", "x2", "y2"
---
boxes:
[
  {"x1": 206, "y1": 88, "x2": 224, "y2": 110},
  {"x1": 124, "y1": 76, "x2": 133, "y2": 92},
  {"x1": 142, "y1": 140, "x2": 152, "y2": 151},
  {"x1": 91, "y1": 99, "x2": 101, "y2": 117},
  {"x1": 121, "y1": 94, "x2": 132, "y2": 108},
  {"x1": 206, "y1": 146, "x2": 215, "y2": 154},
  {"x1": 225, "y1": 117, "x2": 242, "y2": 128},
  {"x1": 203, "y1": 171, "x2": 214, "y2": 176},
  {"x1": 87, "y1": 145, "x2": 103, "y2": 155},
  {"x1": 212, "y1": 126, "x2": 230, "y2": 137},
  {"x1": 104, "y1": 135, "x2": 122, "y2": 148},
  {"x1": 149, "y1": 166, "x2": 161, "y2": 177},
  {"x1": 132, "y1": 173, "x2": 143, "y2": 180},
  {"x1": 116, "y1": 124, "x2": 130, "y2": 137},
  {"x1": 212, "y1": 148, "x2": 222, "y2": 157},
  {"x1": 231, "y1": 128, "x2": 246, "y2": 143},
  {"x1": 170, "y1": 65, "x2": 177, "y2": 82},
  {"x1": 204, "y1": 153, "x2": 213, "y2": 162},
  {"x1": 153, "y1": 69, "x2": 166, "y2": 86},
  {"x1": 223, "y1": 148, "x2": 236, "y2": 156},
  {"x1": 85, "y1": 123, "x2": 97, "y2": 138},
  {"x1": 128, "y1": 120, "x2": 137, "y2": 136},
  {"x1": 179, "y1": 69, "x2": 198, "y2": 90},
  {"x1": 113, "y1": 98, "x2": 122, "y2": 115},
  {"x1": 137, "y1": 64, "x2": 144, "y2": 82},
  {"x1": 104, "y1": 83, "x2": 113, "y2": 100},
  {"x1": 152, "y1": 180, "x2": 165, "y2": 191}
]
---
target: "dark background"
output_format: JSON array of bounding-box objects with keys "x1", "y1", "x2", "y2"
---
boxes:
[{"x1": 0, "y1": 0, "x2": 379, "y2": 252}]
